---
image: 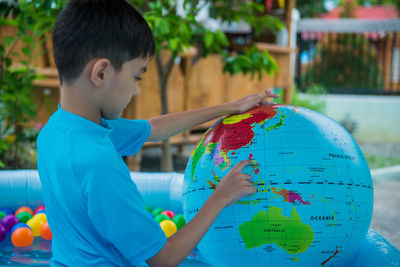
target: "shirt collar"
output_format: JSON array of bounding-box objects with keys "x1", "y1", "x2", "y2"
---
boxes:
[{"x1": 53, "y1": 104, "x2": 113, "y2": 137}]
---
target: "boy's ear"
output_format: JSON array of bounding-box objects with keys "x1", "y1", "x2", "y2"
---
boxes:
[{"x1": 90, "y1": 58, "x2": 112, "y2": 87}]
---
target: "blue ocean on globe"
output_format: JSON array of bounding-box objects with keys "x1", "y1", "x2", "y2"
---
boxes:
[{"x1": 183, "y1": 104, "x2": 373, "y2": 266}]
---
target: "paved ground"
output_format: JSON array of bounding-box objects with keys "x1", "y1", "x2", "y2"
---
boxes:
[{"x1": 370, "y1": 178, "x2": 400, "y2": 250}]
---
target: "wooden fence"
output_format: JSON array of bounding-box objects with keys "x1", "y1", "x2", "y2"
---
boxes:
[{"x1": 1, "y1": 24, "x2": 295, "y2": 169}]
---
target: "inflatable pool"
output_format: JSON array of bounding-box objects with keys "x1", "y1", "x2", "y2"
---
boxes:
[{"x1": 1, "y1": 170, "x2": 399, "y2": 266}]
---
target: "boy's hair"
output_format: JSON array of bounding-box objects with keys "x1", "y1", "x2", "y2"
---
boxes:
[{"x1": 52, "y1": 0, "x2": 155, "y2": 84}]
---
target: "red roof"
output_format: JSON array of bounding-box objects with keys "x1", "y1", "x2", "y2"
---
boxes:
[{"x1": 320, "y1": 5, "x2": 398, "y2": 19}]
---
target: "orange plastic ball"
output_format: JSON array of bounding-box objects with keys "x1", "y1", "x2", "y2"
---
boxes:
[
  {"x1": 15, "y1": 207, "x2": 33, "y2": 216},
  {"x1": 11, "y1": 227, "x2": 34, "y2": 247},
  {"x1": 40, "y1": 222, "x2": 53, "y2": 240}
]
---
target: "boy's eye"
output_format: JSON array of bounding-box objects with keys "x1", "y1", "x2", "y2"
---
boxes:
[{"x1": 134, "y1": 76, "x2": 142, "y2": 81}]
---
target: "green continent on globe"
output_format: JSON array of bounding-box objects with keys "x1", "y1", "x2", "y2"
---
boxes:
[{"x1": 238, "y1": 206, "x2": 314, "y2": 255}]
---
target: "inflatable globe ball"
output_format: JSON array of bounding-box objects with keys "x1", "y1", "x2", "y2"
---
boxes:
[
  {"x1": 183, "y1": 104, "x2": 373, "y2": 266},
  {"x1": 11, "y1": 227, "x2": 34, "y2": 247},
  {"x1": 1, "y1": 214, "x2": 19, "y2": 232}
]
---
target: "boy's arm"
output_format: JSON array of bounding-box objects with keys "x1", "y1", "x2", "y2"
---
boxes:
[
  {"x1": 146, "y1": 160, "x2": 256, "y2": 267},
  {"x1": 147, "y1": 89, "x2": 279, "y2": 142}
]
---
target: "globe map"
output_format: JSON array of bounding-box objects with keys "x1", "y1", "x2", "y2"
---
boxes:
[{"x1": 183, "y1": 104, "x2": 373, "y2": 266}]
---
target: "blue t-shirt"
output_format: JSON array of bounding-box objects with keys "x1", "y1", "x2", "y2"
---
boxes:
[{"x1": 37, "y1": 104, "x2": 166, "y2": 266}]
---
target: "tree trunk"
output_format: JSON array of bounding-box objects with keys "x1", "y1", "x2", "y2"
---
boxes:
[
  {"x1": 161, "y1": 139, "x2": 173, "y2": 172},
  {"x1": 155, "y1": 52, "x2": 177, "y2": 172}
]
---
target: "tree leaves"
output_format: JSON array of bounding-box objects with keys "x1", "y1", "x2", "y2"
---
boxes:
[
  {"x1": 222, "y1": 46, "x2": 279, "y2": 80},
  {"x1": 132, "y1": 0, "x2": 283, "y2": 80}
]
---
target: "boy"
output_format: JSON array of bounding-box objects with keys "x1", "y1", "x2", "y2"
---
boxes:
[{"x1": 37, "y1": 0, "x2": 279, "y2": 266}]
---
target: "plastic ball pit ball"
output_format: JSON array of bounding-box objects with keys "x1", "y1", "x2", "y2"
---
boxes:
[
  {"x1": 15, "y1": 206, "x2": 33, "y2": 216},
  {"x1": 155, "y1": 214, "x2": 170, "y2": 223},
  {"x1": 32, "y1": 213, "x2": 47, "y2": 224},
  {"x1": 1, "y1": 214, "x2": 19, "y2": 232},
  {"x1": 151, "y1": 208, "x2": 164, "y2": 217},
  {"x1": 0, "y1": 208, "x2": 13, "y2": 215},
  {"x1": 16, "y1": 212, "x2": 33, "y2": 223},
  {"x1": 159, "y1": 220, "x2": 177, "y2": 238},
  {"x1": 33, "y1": 205, "x2": 45, "y2": 215},
  {"x1": 145, "y1": 206, "x2": 152, "y2": 213},
  {"x1": 0, "y1": 224, "x2": 6, "y2": 242},
  {"x1": 11, "y1": 223, "x2": 31, "y2": 235},
  {"x1": 40, "y1": 222, "x2": 53, "y2": 240},
  {"x1": 26, "y1": 218, "x2": 44, "y2": 237},
  {"x1": 11, "y1": 227, "x2": 34, "y2": 247},
  {"x1": 172, "y1": 214, "x2": 186, "y2": 230},
  {"x1": 35, "y1": 210, "x2": 46, "y2": 215},
  {"x1": 0, "y1": 211, "x2": 6, "y2": 221},
  {"x1": 161, "y1": 210, "x2": 175, "y2": 219}
]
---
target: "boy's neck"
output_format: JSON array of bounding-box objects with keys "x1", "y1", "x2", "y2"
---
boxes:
[{"x1": 60, "y1": 84, "x2": 102, "y2": 125}]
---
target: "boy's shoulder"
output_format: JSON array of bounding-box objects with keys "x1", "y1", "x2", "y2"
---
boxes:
[{"x1": 38, "y1": 116, "x2": 116, "y2": 163}]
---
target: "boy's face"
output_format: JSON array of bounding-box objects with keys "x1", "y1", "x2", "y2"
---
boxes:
[{"x1": 101, "y1": 56, "x2": 149, "y2": 119}]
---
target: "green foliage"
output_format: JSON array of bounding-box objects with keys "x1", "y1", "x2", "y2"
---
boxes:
[
  {"x1": 354, "y1": 0, "x2": 400, "y2": 10},
  {"x1": 296, "y1": 0, "x2": 327, "y2": 18},
  {"x1": 0, "y1": 0, "x2": 65, "y2": 169},
  {"x1": 130, "y1": 0, "x2": 283, "y2": 77},
  {"x1": 301, "y1": 35, "x2": 383, "y2": 92},
  {"x1": 365, "y1": 154, "x2": 400, "y2": 169},
  {"x1": 222, "y1": 46, "x2": 278, "y2": 80}
]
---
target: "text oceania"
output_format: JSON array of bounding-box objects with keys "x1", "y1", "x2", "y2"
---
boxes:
[{"x1": 310, "y1": 216, "x2": 335, "y2": 221}]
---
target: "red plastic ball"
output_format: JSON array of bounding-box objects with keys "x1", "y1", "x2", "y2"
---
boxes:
[
  {"x1": 15, "y1": 206, "x2": 33, "y2": 216},
  {"x1": 161, "y1": 210, "x2": 175, "y2": 219},
  {"x1": 40, "y1": 222, "x2": 53, "y2": 240},
  {"x1": 11, "y1": 227, "x2": 34, "y2": 247},
  {"x1": 34, "y1": 205, "x2": 45, "y2": 215}
]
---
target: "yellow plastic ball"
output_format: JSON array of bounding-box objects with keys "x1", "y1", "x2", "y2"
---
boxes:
[
  {"x1": 32, "y1": 213, "x2": 47, "y2": 224},
  {"x1": 26, "y1": 218, "x2": 44, "y2": 237},
  {"x1": 159, "y1": 220, "x2": 177, "y2": 238}
]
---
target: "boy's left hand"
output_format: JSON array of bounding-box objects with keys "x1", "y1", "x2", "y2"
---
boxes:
[{"x1": 227, "y1": 89, "x2": 280, "y2": 114}]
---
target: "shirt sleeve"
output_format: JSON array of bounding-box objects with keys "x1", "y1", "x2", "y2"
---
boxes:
[
  {"x1": 102, "y1": 118, "x2": 151, "y2": 156},
  {"x1": 82, "y1": 152, "x2": 167, "y2": 264}
]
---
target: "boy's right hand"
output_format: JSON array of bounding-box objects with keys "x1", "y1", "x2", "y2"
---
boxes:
[
  {"x1": 147, "y1": 161, "x2": 257, "y2": 267},
  {"x1": 213, "y1": 160, "x2": 257, "y2": 207}
]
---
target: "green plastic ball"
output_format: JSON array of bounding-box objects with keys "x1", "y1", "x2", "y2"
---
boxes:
[
  {"x1": 172, "y1": 214, "x2": 186, "y2": 230},
  {"x1": 0, "y1": 211, "x2": 6, "y2": 221},
  {"x1": 145, "y1": 205, "x2": 152, "y2": 213},
  {"x1": 16, "y1": 212, "x2": 33, "y2": 223},
  {"x1": 151, "y1": 208, "x2": 164, "y2": 217},
  {"x1": 155, "y1": 214, "x2": 170, "y2": 223}
]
